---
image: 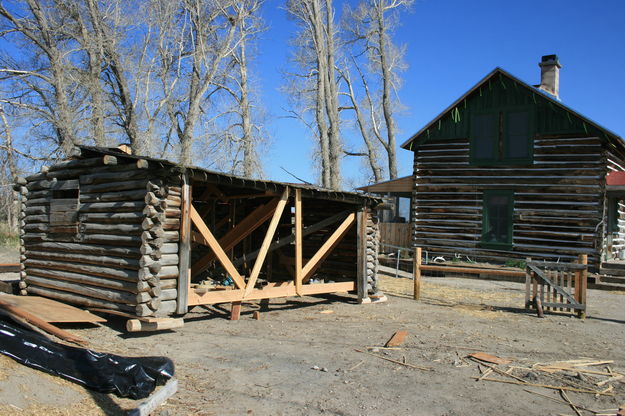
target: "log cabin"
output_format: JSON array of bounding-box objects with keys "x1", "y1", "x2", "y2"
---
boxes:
[
  {"x1": 401, "y1": 55, "x2": 625, "y2": 272},
  {"x1": 15, "y1": 146, "x2": 382, "y2": 317}
]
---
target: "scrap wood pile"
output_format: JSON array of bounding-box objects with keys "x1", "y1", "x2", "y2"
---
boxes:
[{"x1": 469, "y1": 352, "x2": 625, "y2": 416}]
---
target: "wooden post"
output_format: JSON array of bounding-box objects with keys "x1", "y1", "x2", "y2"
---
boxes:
[
  {"x1": 413, "y1": 247, "x2": 422, "y2": 300},
  {"x1": 230, "y1": 301, "x2": 241, "y2": 321},
  {"x1": 524, "y1": 258, "x2": 531, "y2": 309},
  {"x1": 294, "y1": 189, "x2": 303, "y2": 296},
  {"x1": 177, "y1": 172, "x2": 191, "y2": 315},
  {"x1": 578, "y1": 254, "x2": 588, "y2": 319}
]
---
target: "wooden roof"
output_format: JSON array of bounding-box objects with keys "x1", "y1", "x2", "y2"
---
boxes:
[
  {"x1": 76, "y1": 146, "x2": 381, "y2": 206},
  {"x1": 356, "y1": 176, "x2": 413, "y2": 194}
]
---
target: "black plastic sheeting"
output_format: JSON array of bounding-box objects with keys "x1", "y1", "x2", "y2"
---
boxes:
[{"x1": 0, "y1": 319, "x2": 174, "y2": 399}]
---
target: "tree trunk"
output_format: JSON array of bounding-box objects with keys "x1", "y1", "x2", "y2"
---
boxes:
[
  {"x1": 376, "y1": 4, "x2": 397, "y2": 179},
  {"x1": 324, "y1": 0, "x2": 341, "y2": 189}
]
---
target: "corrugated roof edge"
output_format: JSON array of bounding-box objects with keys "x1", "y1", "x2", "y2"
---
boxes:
[
  {"x1": 400, "y1": 67, "x2": 624, "y2": 150},
  {"x1": 76, "y1": 145, "x2": 381, "y2": 206}
]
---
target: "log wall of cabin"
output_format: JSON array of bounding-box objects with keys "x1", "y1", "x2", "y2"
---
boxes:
[
  {"x1": 19, "y1": 155, "x2": 182, "y2": 317},
  {"x1": 411, "y1": 135, "x2": 607, "y2": 270}
]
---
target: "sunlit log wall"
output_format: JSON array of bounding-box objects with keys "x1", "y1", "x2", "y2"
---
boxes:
[
  {"x1": 411, "y1": 135, "x2": 625, "y2": 271},
  {"x1": 18, "y1": 150, "x2": 181, "y2": 317}
]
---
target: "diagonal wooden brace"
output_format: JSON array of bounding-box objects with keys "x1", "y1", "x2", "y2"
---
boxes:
[
  {"x1": 190, "y1": 205, "x2": 246, "y2": 289},
  {"x1": 302, "y1": 213, "x2": 356, "y2": 283},
  {"x1": 244, "y1": 189, "x2": 289, "y2": 298},
  {"x1": 191, "y1": 197, "x2": 280, "y2": 277}
]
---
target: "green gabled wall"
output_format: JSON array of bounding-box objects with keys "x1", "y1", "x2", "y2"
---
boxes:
[{"x1": 408, "y1": 71, "x2": 605, "y2": 149}]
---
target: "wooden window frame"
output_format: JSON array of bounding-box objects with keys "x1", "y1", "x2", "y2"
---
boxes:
[
  {"x1": 480, "y1": 189, "x2": 514, "y2": 250},
  {"x1": 470, "y1": 107, "x2": 534, "y2": 166}
]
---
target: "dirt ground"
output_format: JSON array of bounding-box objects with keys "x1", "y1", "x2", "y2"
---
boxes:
[{"x1": 1, "y1": 250, "x2": 624, "y2": 415}]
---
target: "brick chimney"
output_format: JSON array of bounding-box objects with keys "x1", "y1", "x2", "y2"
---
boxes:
[{"x1": 538, "y1": 54, "x2": 561, "y2": 99}]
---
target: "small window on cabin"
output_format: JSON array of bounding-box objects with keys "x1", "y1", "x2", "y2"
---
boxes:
[
  {"x1": 481, "y1": 190, "x2": 513, "y2": 248},
  {"x1": 50, "y1": 187, "x2": 80, "y2": 236},
  {"x1": 470, "y1": 109, "x2": 533, "y2": 165}
]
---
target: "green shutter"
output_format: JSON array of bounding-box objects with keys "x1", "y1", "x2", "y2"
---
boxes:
[
  {"x1": 470, "y1": 112, "x2": 498, "y2": 164},
  {"x1": 504, "y1": 110, "x2": 533, "y2": 162}
]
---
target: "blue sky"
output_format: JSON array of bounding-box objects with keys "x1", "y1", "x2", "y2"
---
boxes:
[{"x1": 254, "y1": 0, "x2": 625, "y2": 187}]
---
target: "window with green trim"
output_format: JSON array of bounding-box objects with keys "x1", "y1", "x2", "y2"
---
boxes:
[
  {"x1": 481, "y1": 190, "x2": 513, "y2": 248},
  {"x1": 470, "y1": 109, "x2": 533, "y2": 165}
]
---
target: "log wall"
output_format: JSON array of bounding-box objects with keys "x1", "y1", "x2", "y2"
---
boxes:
[
  {"x1": 19, "y1": 154, "x2": 182, "y2": 317},
  {"x1": 411, "y1": 135, "x2": 610, "y2": 270}
]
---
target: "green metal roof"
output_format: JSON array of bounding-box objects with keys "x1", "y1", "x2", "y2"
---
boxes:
[{"x1": 401, "y1": 68, "x2": 624, "y2": 151}]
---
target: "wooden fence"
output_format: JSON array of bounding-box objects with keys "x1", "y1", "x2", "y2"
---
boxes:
[
  {"x1": 379, "y1": 223, "x2": 411, "y2": 248},
  {"x1": 525, "y1": 255, "x2": 588, "y2": 318}
]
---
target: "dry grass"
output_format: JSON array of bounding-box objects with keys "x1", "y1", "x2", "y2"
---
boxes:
[
  {"x1": 0, "y1": 222, "x2": 19, "y2": 248},
  {"x1": 379, "y1": 275, "x2": 524, "y2": 319}
]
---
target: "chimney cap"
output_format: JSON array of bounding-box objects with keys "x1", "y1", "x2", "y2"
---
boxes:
[{"x1": 540, "y1": 54, "x2": 561, "y2": 68}]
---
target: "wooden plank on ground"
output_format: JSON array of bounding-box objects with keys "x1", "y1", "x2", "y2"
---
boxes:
[
  {"x1": 0, "y1": 294, "x2": 105, "y2": 323},
  {"x1": 0, "y1": 296, "x2": 89, "y2": 345},
  {"x1": 468, "y1": 352, "x2": 512, "y2": 365},
  {"x1": 385, "y1": 330, "x2": 408, "y2": 347}
]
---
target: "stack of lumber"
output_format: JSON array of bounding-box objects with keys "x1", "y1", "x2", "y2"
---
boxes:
[{"x1": 16, "y1": 150, "x2": 182, "y2": 317}]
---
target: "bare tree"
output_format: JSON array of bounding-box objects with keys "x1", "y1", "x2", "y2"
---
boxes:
[
  {"x1": 286, "y1": 0, "x2": 342, "y2": 189},
  {"x1": 343, "y1": 0, "x2": 412, "y2": 180},
  {"x1": 0, "y1": 0, "x2": 83, "y2": 156},
  {"x1": 214, "y1": 0, "x2": 266, "y2": 178},
  {"x1": 0, "y1": 105, "x2": 18, "y2": 230},
  {"x1": 337, "y1": 63, "x2": 383, "y2": 182}
]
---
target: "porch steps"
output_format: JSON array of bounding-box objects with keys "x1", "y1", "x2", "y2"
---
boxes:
[{"x1": 595, "y1": 262, "x2": 625, "y2": 291}]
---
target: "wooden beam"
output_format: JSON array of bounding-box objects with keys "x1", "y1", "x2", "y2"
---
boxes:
[
  {"x1": 177, "y1": 173, "x2": 191, "y2": 314},
  {"x1": 302, "y1": 213, "x2": 356, "y2": 282},
  {"x1": 189, "y1": 205, "x2": 246, "y2": 289},
  {"x1": 191, "y1": 198, "x2": 280, "y2": 276},
  {"x1": 244, "y1": 188, "x2": 289, "y2": 297},
  {"x1": 231, "y1": 210, "x2": 351, "y2": 267},
  {"x1": 188, "y1": 281, "x2": 355, "y2": 305},
  {"x1": 294, "y1": 189, "x2": 303, "y2": 296}
]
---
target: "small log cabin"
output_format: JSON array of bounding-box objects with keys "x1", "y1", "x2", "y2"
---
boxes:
[
  {"x1": 401, "y1": 55, "x2": 625, "y2": 271},
  {"x1": 15, "y1": 146, "x2": 382, "y2": 317}
]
